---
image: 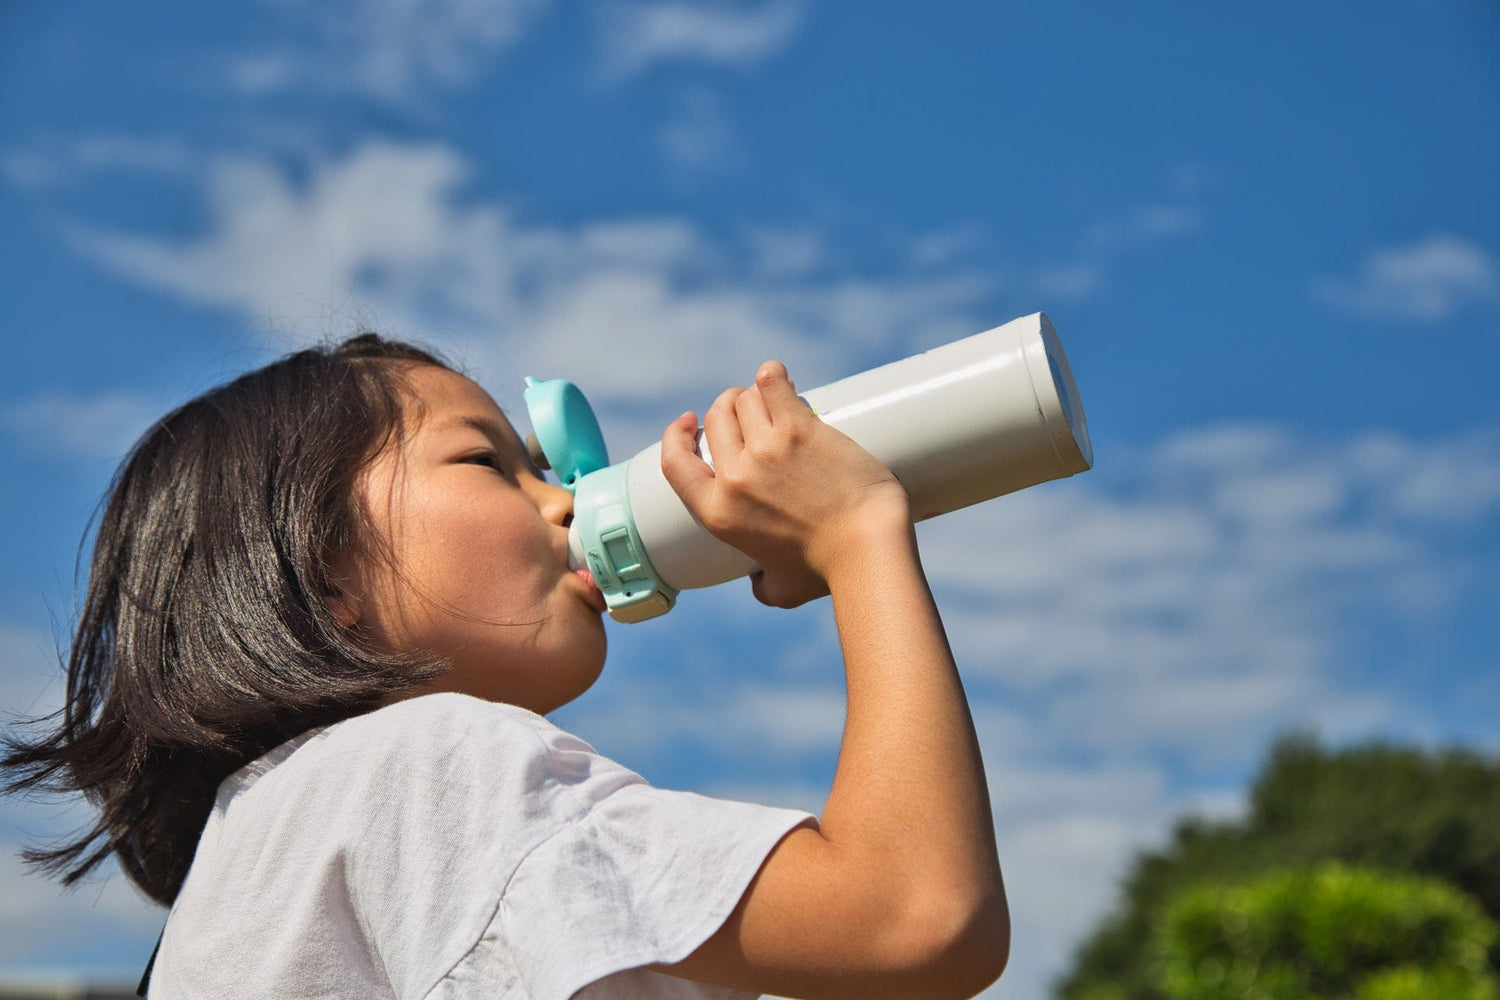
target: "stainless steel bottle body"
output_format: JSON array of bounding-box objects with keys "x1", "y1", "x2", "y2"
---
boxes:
[{"x1": 569, "y1": 312, "x2": 1092, "y2": 600}]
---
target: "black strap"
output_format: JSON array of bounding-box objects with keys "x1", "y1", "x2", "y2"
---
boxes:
[{"x1": 136, "y1": 929, "x2": 164, "y2": 998}]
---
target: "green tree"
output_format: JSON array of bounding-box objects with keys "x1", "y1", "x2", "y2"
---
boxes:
[
  {"x1": 1056, "y1": 736, "x2": 1500, "y2": 1000},
  {"x1": 1157, "y1": 863, "x2": 1497, "y2": 1000}
]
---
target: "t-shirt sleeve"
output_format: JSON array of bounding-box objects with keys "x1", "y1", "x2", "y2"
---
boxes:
[{"x1": 499, "y1": 781, "x2": 812, "y2": 1000}]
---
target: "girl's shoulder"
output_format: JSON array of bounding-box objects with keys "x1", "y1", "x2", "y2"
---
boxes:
[
  {"x1": 220, "y1": 692, "x2": 633, "y2": 811},
  {"x1": 335, "y1": 692, "x2": 607, "y2": 767},
  {"x1": 341, "y1": 691, "x2": 560, "y2": 746}
]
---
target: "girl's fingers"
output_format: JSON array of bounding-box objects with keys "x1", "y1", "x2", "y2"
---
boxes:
[
  {"x1": 660, "y1": 412, "x2": 715, "y2": 508},
  {"x1": 734, "y1": 378, "x2": 772, "y2": 438},
  {"x1": 703, "y1": 386, "x2": 746, "y2": 470},
  {"x1": 755, "y1": 360, "x2": 804, "y2": 424}
]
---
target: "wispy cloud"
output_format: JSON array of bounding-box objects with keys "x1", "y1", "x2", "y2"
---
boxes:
[
  {"x1": 1, "y1": 136, "x2": 195, "y2": 191},
  {"x1": 1316, "y1": 234, "x2": 1500, "y2": 323},
  {"x1": 63, "y1": 142, "x2": 993, "y2": 444},
  {"x1": 2, "y1": 390, "x2": 161, "y2": 462},
  {"x1": 921, "y1": 423, "x2": 1500, "y2": 758},
  {"x1": 657, "y1": 88, "x2": 739, "y2": 170},
  {"x1": 1083, "y1": 201, "x2": 1204, "y2": 251},
  {"x1": 0, "y1": 846, "x2": 162, "y2": 974},
  {"x1": 1033, "y1": 262, "x2": 1103, "y2": 299},
  {"x1": 744, "y1": 226, "x2": 827, "y2": 278},
  {"x1": 594, "y1": 0, "x2": 804, "y2": 81},
  {"x1": 0, "y1": 622, "x2": 161, "y2": 978},
  {"x1": 1029, "y1": 164, "x2": 1212, "y2": 302},
  {"x1": 0, "y1": 621, "x2": 64, "y2": 726},
  {"x1": 230, "y1": 0, "x2": 550, "y2": 105}
]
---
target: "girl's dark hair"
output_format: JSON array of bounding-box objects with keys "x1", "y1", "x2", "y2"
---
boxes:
[{"x1": 2, "y1": 333, "x2": 454, "y2": 906}]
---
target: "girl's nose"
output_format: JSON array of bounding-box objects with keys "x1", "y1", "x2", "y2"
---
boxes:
[{"x1": 532, "y1": 477, "x2": 575, "y2": 529}]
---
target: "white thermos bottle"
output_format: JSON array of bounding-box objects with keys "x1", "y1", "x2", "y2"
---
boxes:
[{"x1": 523, "y1": 312, "x2": 1093, "y2": 623}]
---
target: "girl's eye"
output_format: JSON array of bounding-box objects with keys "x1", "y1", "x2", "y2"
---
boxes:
[{"x1": 461, "y1": 452, "x2": 505, "y2": 473}]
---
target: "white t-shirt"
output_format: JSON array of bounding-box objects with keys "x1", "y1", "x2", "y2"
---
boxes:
[{"x1": 149, "y1": 692, "x2": 813, "y2": 1000}]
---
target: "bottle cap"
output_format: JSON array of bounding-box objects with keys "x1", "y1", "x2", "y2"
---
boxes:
[{"x1": 522, "y1": 376, "x2": 610, "y2": 492}]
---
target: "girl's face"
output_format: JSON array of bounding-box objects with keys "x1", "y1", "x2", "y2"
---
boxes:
[{"x1": 343, "y1": 365, "x2": 608, "y2": 714}]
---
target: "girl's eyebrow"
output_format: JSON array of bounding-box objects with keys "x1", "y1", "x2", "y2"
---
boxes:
[{"x1": 440, "y1": 414, "x2": 513, "y2": 444}]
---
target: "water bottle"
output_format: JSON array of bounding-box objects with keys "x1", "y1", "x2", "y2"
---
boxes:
[{"x1": 523, "y1": 312, "x2": 1093, "y2": 623}]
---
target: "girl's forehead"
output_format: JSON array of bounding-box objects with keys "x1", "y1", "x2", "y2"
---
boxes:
[{"x1": 405, "y1": 367, "x2": 514, "y2": 432}]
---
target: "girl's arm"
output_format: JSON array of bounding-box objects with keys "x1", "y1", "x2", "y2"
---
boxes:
[{"x1": 656, "y1": 362, "x2": 1008, "y2": 1000}]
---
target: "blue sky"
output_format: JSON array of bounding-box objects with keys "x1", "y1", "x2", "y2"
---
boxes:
[{"x1": 2, "y1": 1, "x2": 1498, "y2": 997}]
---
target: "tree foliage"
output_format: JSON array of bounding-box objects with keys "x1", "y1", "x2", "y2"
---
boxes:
[
  {"x1": 1055, "y1": 736, "x2": 1500, "y2": 1000},
  {"x1": 1158, "y1": 863, "x2": 1497, "y2": 1000}
]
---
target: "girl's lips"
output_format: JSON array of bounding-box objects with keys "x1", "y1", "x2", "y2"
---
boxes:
[{"x1": 574, "y1": 567, "x2": 607, "y2": 613}]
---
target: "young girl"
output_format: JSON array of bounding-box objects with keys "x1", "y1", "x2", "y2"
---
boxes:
[{"x1": 3, "y1": 334, "x2": 1008, "y2": 1000}]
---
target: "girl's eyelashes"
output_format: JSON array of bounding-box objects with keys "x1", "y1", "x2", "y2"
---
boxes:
[{"x1": 459, "y1": 450, "x2": 507, "y2": 473}]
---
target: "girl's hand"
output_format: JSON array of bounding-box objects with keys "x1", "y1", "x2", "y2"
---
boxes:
[
  {"x1": 657, "y1": 365, "x2": 1007, "y2": 1000},
  {"x1": 660, "y1": 361, "x2": 910, "y2": 608}
]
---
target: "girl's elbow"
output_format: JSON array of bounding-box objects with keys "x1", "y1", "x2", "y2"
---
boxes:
[
  {"x1": 945, "y1": 886, "x2": 1011, "y2": 997},
  {"x1": 893, "y1": 884, "x2": 1010, "y2": 999},
  {"x1": 955, "y1": 888, "x2": 1011, "y2": 995}
]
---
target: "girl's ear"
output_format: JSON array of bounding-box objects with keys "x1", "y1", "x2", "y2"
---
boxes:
[
  {"x1": 324, "y1": 553, "x2": 365, "y2": 629},
  {"x1": 328, "y1": 589, "x2": 362, "y2": 629}
]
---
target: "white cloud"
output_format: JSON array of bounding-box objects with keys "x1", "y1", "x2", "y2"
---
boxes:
[
  {"x1": 658, "y1": 88, "x2": 739, "y2": 170},
  {"x1": 1035, "y1": 168, "x2": 1211, "y2": 302},
  {"x1": 744, "y1": 226, "x2": 827, "y2": 278},
  {"x1": 1033, "y1": 262, "x2": 1102, "y2": 299},
  {"x1": 1352, "y1": 430, "x2": 1500, "y2": 523},
  {"x1": 595, "y1": 0, "x2": 804, "y2": 81},
  {"x1": 0, "y1": 847, "x2": 162, "y2": 975},
  {"x1": 1083, "y1": 202, "x2": 1203, "y2": 251},
  {"x1": 3, "y1": 390, "x2": 161, "y2": 462},
  {"x1": 1316, "y1": 234, "x2": 1500, "y2": 323},
  {"x1": 556, "y1": 670, "x2": 847, "y2": 764},
  {"x1": 0, "y1": 621, "x2": 65, "y2": 727},
  {"x1": 1, "y1": 135, "x2": 195, "y2": 191},
  {"x1": 0, "y1": 620, "x2": 72, "y2": 837},
  {"x1": 917, "y1": 422, "x2": 1500, "y2": 767},
  {"x1": 907, "y1": 225, "x2": 990, "y2": 270},
  {"x1": 232, "y1": 0, "x2": 550, "y2": 104},
  {"x1": 996, "y1": 805, "x2": 1162, "y2": 1000},
  {"x1": 64, "y1": 141, "x2": 994, "y2": 448},
  {"x1": 0, "y1": 624, "x2": 161, "y2": 980},
  {"x1": 67, "y1": 144, "x2": 517, "y2": 347}
]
